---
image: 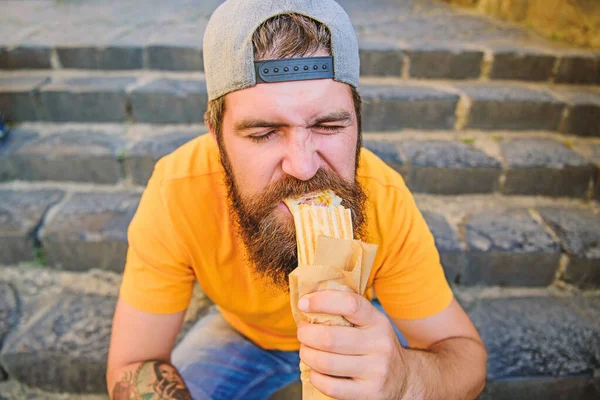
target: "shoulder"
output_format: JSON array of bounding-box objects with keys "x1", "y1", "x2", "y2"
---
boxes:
[
  {"x1": 357, "y1": 146, "x2": 408, "y2": 199},
  {"x1": 358, "y1": 147, "x2": 421, "y2": 244},
  {"x1": 153, "y1": 133, "x2": 224, "y2": 187}
]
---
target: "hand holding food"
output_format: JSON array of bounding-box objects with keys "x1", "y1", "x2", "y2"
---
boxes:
[{"x1": 285, "y1": 190, "x2": 379, "y2": 399}]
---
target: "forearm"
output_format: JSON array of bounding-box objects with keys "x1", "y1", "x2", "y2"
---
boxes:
[
  {"x1": 108, "y1": 360, "x2": 192, "y2": 400},
  {"x1": 402, "y1": 337, "x2": 487, "y2": 400}
]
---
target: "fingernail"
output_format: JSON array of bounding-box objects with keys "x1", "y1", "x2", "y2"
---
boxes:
[{"x1": 298, "y1": 297, "x2": 309, "y2": 311}]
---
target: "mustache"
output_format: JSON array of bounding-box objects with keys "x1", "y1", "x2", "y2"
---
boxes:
[
  {"x1": 243, "y1": 169, "x2": 354, "y2": 212},
  {"x1": 235, "y1": 167, "x2": 367, "y2": 244}
]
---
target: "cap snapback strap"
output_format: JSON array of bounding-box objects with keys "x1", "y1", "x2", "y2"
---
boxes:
[{"x1": 254, "y1": 56, "x2": 334, "y2": 83}]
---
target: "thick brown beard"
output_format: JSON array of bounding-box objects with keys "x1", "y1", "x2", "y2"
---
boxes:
[{"x1": 217, "y1": 143, "x2": 367, "y2": 290}]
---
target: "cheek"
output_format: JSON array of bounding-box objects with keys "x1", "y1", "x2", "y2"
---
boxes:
[
  {"x1": 318, "y1": 134, "x2": 357, "y2": 180},
  {"x1": 225, "y1": 138, "x2": 281, "y2": 195}
]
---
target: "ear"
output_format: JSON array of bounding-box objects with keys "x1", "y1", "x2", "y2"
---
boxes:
[{"x1": 206, "y1": 121, "x2": 217, "y2": 144}]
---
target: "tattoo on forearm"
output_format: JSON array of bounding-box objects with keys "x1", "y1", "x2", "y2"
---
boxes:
[{"x1": 112, "y1": 361, "x2": 192, "y2": 400}]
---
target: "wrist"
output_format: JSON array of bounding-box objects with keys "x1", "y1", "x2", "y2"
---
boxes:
[{"x1": 396, "y1": 348, "x2": 428, "y2": 400}]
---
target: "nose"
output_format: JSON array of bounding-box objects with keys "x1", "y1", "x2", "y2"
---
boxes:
[{"x1": 281, "y1": 130, "x2": 320, "y2": 181}]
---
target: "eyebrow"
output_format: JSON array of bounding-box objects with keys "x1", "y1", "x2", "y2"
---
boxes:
[
  {"x1": 234, "y1": 110, "x2": 354, "y2": 132},
  {"x1": 311, "y1": 110, "x2": 353, "y2": 126}
]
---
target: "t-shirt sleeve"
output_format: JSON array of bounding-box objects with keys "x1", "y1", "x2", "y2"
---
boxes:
[
  {"x1": 120, "y1": 162, "x2": 195, "y2": 314},
  {"x1": 372, "y1": 183, "x2": 453, "y2": 320}
]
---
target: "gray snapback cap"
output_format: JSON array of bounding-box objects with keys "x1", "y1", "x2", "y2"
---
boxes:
[{"x1": 203, "y1": 0, "x2": 360, "y2": 101}]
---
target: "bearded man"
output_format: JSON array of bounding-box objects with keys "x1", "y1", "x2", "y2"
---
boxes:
[{"x1": 107, "y1": 1, "x2": 487, "y2": 399}]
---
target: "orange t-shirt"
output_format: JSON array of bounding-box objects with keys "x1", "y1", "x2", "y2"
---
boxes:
[{"x1": 120, "y1": 134, "x2": 453, "y2": 351}]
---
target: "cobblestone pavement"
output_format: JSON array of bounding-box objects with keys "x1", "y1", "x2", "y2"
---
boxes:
[
  {"x1": 0, "y1": 0, "x2": 598, "y2": 72},
  {"x1": 0, "y1": 0, "x2": 545, "y2": 46}
]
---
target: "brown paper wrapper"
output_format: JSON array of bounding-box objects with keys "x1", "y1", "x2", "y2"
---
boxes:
[{"x1": 289, "y1": 235, "x2": 378, "y2": 400}]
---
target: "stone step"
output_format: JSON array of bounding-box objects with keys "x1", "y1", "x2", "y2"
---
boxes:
[
  {"x1": 0, "y1": 380, "x2": 107, "y2": 400},
  {"x1": 2, "y1": 124, "x2": 599, "y2": 198},
  {"x1": 1, "y1": 72, "x2": 600, "y2": 135},
  {"x1": 0, "y1": 181, "x2": 599, "y2": 289},
  {"x1": 457, "y1": 288, "x2": 600, "y2": 400},
  {"x1": 0, "y1": 267, "x2": 209, "y2": 396},
  {"x1": 2, "y1": 39, "x2": 598, "y2": 86},
  {"x1": 1, "y1": 266, "x2": 599, "y2": 399},
  {"x1": 2, "y1": 0, "x2": 599, "y2": 86},
  {"x1": 279, "y1": 288, "x2": 600, "y2": 400},
  {"x1": 363, "y1": 132, "x2": 600, "y2": 198}
]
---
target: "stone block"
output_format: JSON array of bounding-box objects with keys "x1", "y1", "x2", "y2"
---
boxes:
[
  {"x1": 596, "y1": 170, "x2": 600, "y2": 202},
  {"x1": 538, "y1": 208, "x2": 600, "y2": 288},
  {"x1": 502, "y1": 139, "x2": 594, "y2": 197},
  {"x1": 400, "y1": 140, "x2": 501, "y2": 194},
  {"x1": 0, "y1": 379, "x2": 114, "y2": 398},
  {"x1": 563, "y1": 295, "x2": 600, "y2": 324},
  {"x1": 131, "y1": 78, "x2": 208, "y2": 124},
  {"x1": 0, "y1": 292, "x2": 117, "y2": 393},
  {"x1": 39, "y1": 192, "x2": 141, "y2": 272},
  {"x1": 0, "y1": 46, "x2": 52, "y2": 69},
  {"x1": 482, "y1": 376, "x2": 600, "y2": 400},
  {"x1": 0, "y1": 76, "x2": 50, "y2": 122},
  {"x1": 0, "y1": 266, "x2": 121, "y2": 328},
  {"x1": 0, "y1": 129, "x2": 40, "y2": 181},
  {"x1": 490, "y1": 47, "x2": 556, "y2": 81},
  {"x1": 459, "y1": 84, "x2": 565, "y2": 131},
  {"x1": 361, "y1": 139, "x2": 407, "y2": 176},
  {"x1": 56, "y1": 46, "x2": 143, "y2": 70},
  {"x1": 464, "y1": 210, "x2": 560, "y2": 286},
  {"x1": 407, "y1": 44, "x2": 483, "y2": 79},
  {"x1": 12, "y1": 131, "x2": 126, "y2": 184},
  {"x1": 0, "y1": 189, "x2": 64, "y2": 264},
  {"x1": 559, "y1": 90, "x2": 600, "y2": 138},
  {"x1": 40, "y1": 76, "x2": 135, "y2": 122},
  {"x1": 422, "y1": 211, "x2": 465, "y2": 283},
  {"x1": 0, "y1": 283, "x2": 19, "y2": 373},
  {"x1": 359, "y1": 42, "x2": 404, "y2": 77},
  {"x1": 555, "y1": 54, "x2": 600, "y2": 85},
  {"x1": 593, "y1": 146, "x2": 600, "y2": 201},
  {"x1": 361, "y1": 11, "x2": 534, "y2": 44},
  {"x1": 147, "y1": 45, "x2": 203, "y2": 71},
  {"x1": 126, "y1": 131, "x2": 202, "y2": 185},
  {"x1": 361, "y1": 84, "x2": 458, "y2": 131},
  {"x1": 466, "y1": 296, "x2": 600, "y2": 379}
]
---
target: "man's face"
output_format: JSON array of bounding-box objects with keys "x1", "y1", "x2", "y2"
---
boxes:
[
  {"x1": 212, "y1": 78, "x2": 365, "y2": 288},
  {"x1": 221, "y1": 78, "x2": 358, "y2": 198}
]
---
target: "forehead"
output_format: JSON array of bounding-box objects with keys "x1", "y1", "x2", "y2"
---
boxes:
[{"x1": 223, "y1": 78, "x2": 354, "y2": 125}]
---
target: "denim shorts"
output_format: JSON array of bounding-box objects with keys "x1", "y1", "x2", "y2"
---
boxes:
[{"x1": 172, "y1": 300, "x2": 406, "y2": 400}]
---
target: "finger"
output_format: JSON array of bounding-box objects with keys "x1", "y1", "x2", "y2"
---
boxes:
[
  {"x1": 165, "y1": 382, "x2": 178, "y2": 396},
  {"x1": 160, "y1": 379, "x2": 168, "y2": 391},
  {"x1": 297, "y1": 321, "x2": 374, "y2": 355},
  {"x1": 300, "y1": 344, "x2": 370, "y2": 378},
  {"x1": 157, "y1": 379, "x2": 169, "y2": 394},
  {"x1": 309, "y1": 369, "x2": 364, "y2": 400},
  {"x1": 299, "y1": 291, "x2": 382, "y2": 327}
]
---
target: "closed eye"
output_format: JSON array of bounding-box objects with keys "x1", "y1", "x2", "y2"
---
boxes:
[
  {"x1": 314, "y1": 125, "x2": 343, "y2": 133},
  {"x1": 249, "y1": 125, "x2": 343, "y2": 143},
  {"x1": 249, "y1": 130, "x2": 276, "y2": 143}
]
